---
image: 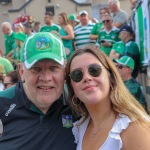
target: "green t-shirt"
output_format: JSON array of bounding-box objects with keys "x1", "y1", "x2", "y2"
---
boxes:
[
  {"x1": 98, "y1": 27, "x2": 119, "y2": 56},
  {"x1": 4, "y1": 32, "x2": 16, "y2": 56},
  {"x1": 0, "y1": 57, "x2": 14, "y2": 75},
  {"x1": 91, "y1": 22, "x2": 103, "y2": 35},
  {"x1": 111, "y1": 41, "x2": 125, "y2": 55},
  {"x1": 40, "y1": 24, "x2": 60, "y2": 32}
]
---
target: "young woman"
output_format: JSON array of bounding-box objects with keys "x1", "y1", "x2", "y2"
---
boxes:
[
  {"x1": 58, "y1": 12, "x2": 74, "y2": 60},
  {"x1": 66, "y1": 45, "x2": 150, "y2": 150}
]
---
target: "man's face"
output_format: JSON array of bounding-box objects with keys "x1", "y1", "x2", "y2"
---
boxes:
[
  {"x1": 119, "y1": 31, "x2": 128, "y2": 43},
  {"x1": 80, "y1": 14, "x2": 89, "y2": 26},
  {"x1": 2, "y1": 26, "x2": 10, "y2": 35},
  {"x1": 44, "y1": 14, "x2": 52, "y2": 25},
  {"x1": 33, "y1": 24, "x2": 40, "y2": 32},
  {"x1": 116, "y1": 64, "x2": 131, "y2": 80},
  {"x1": 19, "y1": 59, "x2": 65, "y2": 113},
  {"x1": 108, "y1": 3, "x2": 115, "y2": 13},
  {"x1": 102, "y1": 16, "x2": 113, "y2": 28}
]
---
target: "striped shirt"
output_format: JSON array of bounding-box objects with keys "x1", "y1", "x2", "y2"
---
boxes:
[{"x1": 74, "y1": 22, "x2": 95, "y2": 49}]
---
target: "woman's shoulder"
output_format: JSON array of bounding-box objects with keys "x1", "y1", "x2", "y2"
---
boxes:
[{"x1": 121, "y1": 121, "x2": 150, "y2": 150}]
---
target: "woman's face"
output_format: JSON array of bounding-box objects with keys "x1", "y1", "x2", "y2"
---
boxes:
[
  {"x1": 70, "y1": 53, "x2": 111, "y2": 106},
  {"x1": 58, "y1": 15, "x2": 64, "y2": 25},
  {"x1": 3, "y1": 76, "x2": 14, "y2": 90},
  {"x1": 100, "y1": 10, "x2": 109, "y2": 19}
]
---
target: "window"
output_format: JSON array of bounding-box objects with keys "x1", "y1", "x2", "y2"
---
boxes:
[{"x1": 45, "y1": 6, "x2": 55, "y2": 15}]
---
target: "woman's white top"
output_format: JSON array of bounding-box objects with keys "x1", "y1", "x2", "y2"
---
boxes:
[{"x1": 72, "y1": 114, "x2": 132, "y2": 150}]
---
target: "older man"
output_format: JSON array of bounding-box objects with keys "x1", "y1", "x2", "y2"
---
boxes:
[
  {"x1": 74, "y1": 10, "x2": 95, "y2": 49},
  {"x1": 0, "y1": 32, "x2": 76, "y2": 150},
  {"x1": 98, "y1": 14, "x2": 119, "y2": 56},
  {"x1": 113, "y1": 56, "x2": 147, "y2": 110},
  {"x1": 1, "y1": 22, "x2": 16, "y2": 57},
  {"x1": 108, "y1": 0, "x2": 128, "y2": 28},
  {"x1": 119, "y1": 24, "x2": 140, "y2": 78}
]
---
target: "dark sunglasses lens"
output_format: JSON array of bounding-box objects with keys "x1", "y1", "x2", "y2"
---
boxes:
[
  {"x1": 103, "y1": 20, "x2": 110, "y2": 23},
  {"x1": 88, "y1": 64, "x2": 102, "y2": 77},
  {"x1": 116, "y1": 65, "x2": 123, "y2": 69},
  {"x1": 70, "y1": 70, "x2": 83, "y2": 82}
]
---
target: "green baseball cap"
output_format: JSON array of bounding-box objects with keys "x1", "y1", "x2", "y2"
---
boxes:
[
  {"x1": 69, "y1": 14, "x2": 79, "y2": 22},
  {"x1": 113, "y1": 56, "x2": 134, "y2": 70},
  {"x1": 20, "y1": 32, "x2": 66, "y2": 69},
  {"x1": 14, "y1": 32, "x2": 27, "y2": 42}
]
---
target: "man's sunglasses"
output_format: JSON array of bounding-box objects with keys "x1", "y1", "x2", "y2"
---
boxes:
[
  {"x1": 116, "y1": 65, "x2": 128, "y2": 69},
  {"x1": 69, "y1": 64, "x2": 102, "y2": 82},
  {"x1": 102, "y1": 20, "x2": 110, "y2": 23}
]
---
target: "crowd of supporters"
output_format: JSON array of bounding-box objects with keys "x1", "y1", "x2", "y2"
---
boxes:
[{"x1": 0, "y1": 0, "x2": 147, "y2": 111}]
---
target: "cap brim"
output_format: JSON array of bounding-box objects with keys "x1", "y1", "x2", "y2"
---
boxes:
[
  {"x1": 24, "y1": 52, "x2": 65, "y2": 69},
  {"x1": 113, "y1": 59, "x2": 123, "y2": 65}
]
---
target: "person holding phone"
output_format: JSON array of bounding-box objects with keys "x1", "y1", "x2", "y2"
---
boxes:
[{"x1": 98, "y1": 15, "x2": 119, "y2": 56}]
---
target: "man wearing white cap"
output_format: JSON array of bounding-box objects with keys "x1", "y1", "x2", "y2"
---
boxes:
[
  {"x1": 74, "y1": 10, "x2": 95, "y2": 49},
  {"x1": 113, "y1": 56, "x2": 147, "y2": 110}
]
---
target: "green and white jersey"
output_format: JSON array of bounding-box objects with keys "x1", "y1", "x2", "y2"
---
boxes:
[
  {"x1": 90, "y1": 22, "x2": 103, "y2": 35},
  {"x1": 40, "y1": 23, "x2": 61, "y2": 32},
  {"x1": 74, "y1": 22, "x2": 95, "y2": 49},
  {"x1": 111, "y1": 41, "x2": 125, "y2": 55},
  {"x1": 98, "y1": 26, "x2": 119, "y2": 56}
]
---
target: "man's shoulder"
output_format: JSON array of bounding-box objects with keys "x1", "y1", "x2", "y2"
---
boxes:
[
  {"x1": 129, "y1": 78, "x2": 141, "y2": 86},
  {"x1": 74, "y1": 24, "x2": 81, "y2": 30},
  {"x1": 118, "y1": 9, "x2": 128, "y2": 16},
  {"x1": 52, "y1": 23, "x2": 61, "y2": 29},
  {"x1": 39, "y1": 25, "x2": 47, "y2": 31},
  {"x1": 126, "y1": 40, "x2": 139, "y2": 49}
]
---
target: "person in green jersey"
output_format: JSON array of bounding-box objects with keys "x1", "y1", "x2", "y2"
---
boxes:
[
  {"x1": 40, "y1": 11, "x2": 60, "y2": 32},
  {"x1": 58, "y1": 12, "x2": 74, "y2": 60},
  {"x1": 74, "y1": 10, "x2": 95, "y2": 49},
  {"x1": 90, "y1": 7, "x2": 110, "y2": 40},
  {"x1": 119, "y1": 25, "x2": 140, "y2": 78},
  {"x1": 1, "y1": 22, "x2": 16, "y2": 57},
  {"x1": 68, "y1": 14, "x2": 79, "y2": 28},
  {"x1": 113, "y1": 56, "x2": 147, "y2": 110},
  {"x1": 98, "y1": 15, "x2": 119, "y2": 56},
  {"x1": 10, "y1": 32, "x2": 27, "y2": 69},
  {"x1": 109, "y1": 41, "x2": 125, "y2": 59}
]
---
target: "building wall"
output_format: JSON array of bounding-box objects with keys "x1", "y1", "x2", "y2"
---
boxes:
[
  {"x1": 92, "y1": 0, "x2": 131, "y2": 15},
  {"x1": 0, "y1": 0, "x2": 130, "y2": 53}
]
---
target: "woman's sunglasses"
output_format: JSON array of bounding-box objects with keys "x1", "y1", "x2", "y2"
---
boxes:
[{"x1": 69, "y1": 64, "x2": 102, "y2": 83}]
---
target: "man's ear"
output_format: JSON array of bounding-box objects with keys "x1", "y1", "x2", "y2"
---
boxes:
[{"x1": 18, "y1": 63, "x2": 25, "y2": 82}]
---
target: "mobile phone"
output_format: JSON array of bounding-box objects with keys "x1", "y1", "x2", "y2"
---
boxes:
[{"x1": 101, "y1": 40, "x2": 105, "y2": 43}]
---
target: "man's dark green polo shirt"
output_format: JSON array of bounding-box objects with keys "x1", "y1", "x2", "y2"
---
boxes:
[{"x1": 0, "y1": 81, "x2": 76, "y2": 150}]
